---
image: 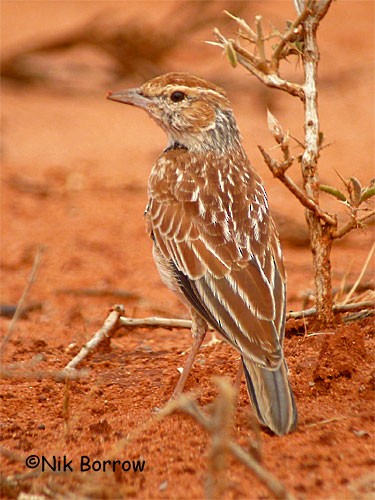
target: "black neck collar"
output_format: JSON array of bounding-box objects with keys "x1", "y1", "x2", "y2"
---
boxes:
[{"x1": 164, "y1": 142, "x2": 188, "y2": 153}]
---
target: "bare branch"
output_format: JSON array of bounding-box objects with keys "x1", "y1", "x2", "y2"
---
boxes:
[
  {"x1": 114, "y1": 299, "x2": 375, "y2": 333},
  {"x1": 294, "y1": 0, "x2": 332, "y2": 20},
  {"x1": 310, "y1": 0, "x2": 333, "y2": 23},
  {"x1": 55, "y1": 287, "x2": 140, "y2": 299},
  {"x1": 332, "y1": 210, "x2": 375, "y2": 239},
  {"x1": 293, "y1": 0, "x2": 305, "y2": 15},
  {"x1": 213, "y1": 28, "x2": 260, "y2": 66},
  {"x1": 1, "y1": 353, "x2": 88, "y2": 380},
  {"x1": 296, "y1": 0, "x2": 335, "y2": 324},
  {"x1": 258, "y1": 145, "x2": 336, "y2": 226},
  {"x1": 0, "y1": 365, "x2": 87, "y2": 381},
  {"x1": 287, "y1": 300, "x2": 374, "y2": 320},
  {"x1": 119, "y1": 315, "x2": 193, "y2": 330},
  {"x1": 271, "y1": 4, "x2": 311, "y2": 71},
  {"x1": 206, "y1": 379, "x2": 235, "y2": 498},
  {"x1": 255, "y1": 16, "x2": 267, "y2": 68},
  {"x1": 223, "y1": 11, "x2": 257, "y2": 42},
  {"x1": 235, "y1": 45, "x2": 305, "y2": 99},
  {"x1": 213, "y1": 29, "x2": 305, "y2": 100}
]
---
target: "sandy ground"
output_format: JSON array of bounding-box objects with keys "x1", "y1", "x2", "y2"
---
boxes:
[{"x1": 1, "y1": 1, "x2": 374, "y2": 499}]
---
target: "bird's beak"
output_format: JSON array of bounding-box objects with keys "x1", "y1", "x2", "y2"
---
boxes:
[{"x1": 106, "y1": 88, "x2": 150, "y2": 110}]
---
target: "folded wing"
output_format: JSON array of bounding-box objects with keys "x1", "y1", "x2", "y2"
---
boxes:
[{"x1": 147, "y1": 150, "x2": 286, "y2": 370}]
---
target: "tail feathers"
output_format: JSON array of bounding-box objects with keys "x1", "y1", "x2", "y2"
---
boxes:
[{"x1": 242, "y1": 357, "x2": 297, "y2": 436}]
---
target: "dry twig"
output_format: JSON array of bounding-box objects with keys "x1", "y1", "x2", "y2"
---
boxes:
[
  {"x1": 55, "y1": 287, "x2": 140, "y2": 299},
  {"x1": 1, "y1": 353, "x2": 87, "y2": 381},
  {"x1": 160, "y1": 380, "x2": 294, "y2": 500},
  {"x1": 64, "y1": 304, "x2": 124, "y2": 372},
  {"x1": 212, "y1": 28, "x2": 304, "y2": 99},
  {"x1": 286, "y1": 300, "x2": 374, "y2": 320},
  {"x1": 119, "y1": 315, "x2": 192, "y2": 330},
  {"x1": 258, "y1": 144, "x2": 336, "y2": 226},
  {"x1": 63, "y1": 296, "x2": 373, "y2": 374},
  {"x1": 116, "y1": 300, "x2": 375, "y2": 332},
  {"x1": 205, "y1": 378, "x2": 235, "y2": 498},
  {"x1": 0, "y1": 365, "x2": 87, "y2": 381}
]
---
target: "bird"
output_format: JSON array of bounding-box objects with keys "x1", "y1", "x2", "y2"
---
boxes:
[{"x1": 107, "y1": 72, "x2": 297, "y2": 435}]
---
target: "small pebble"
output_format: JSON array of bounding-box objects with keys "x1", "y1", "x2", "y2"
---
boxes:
[
  {"x1": 65, "y1": 342, "x2": 77, "y2": 352},
  {"x1": 159, "y1": 480, "x2": 168, "y2": 491},
  {"x1": 352, "y1": 429, "x2": 370, "y2": 438}
]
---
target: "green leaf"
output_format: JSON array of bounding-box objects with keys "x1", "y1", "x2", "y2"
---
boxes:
[
  {"x1": 360, "y1": 185, "x2": 375, "y2": 204},
  {"x1": 319, "y1": 184, "x2": 347, "y2": 201},
  {"x1": 226, "y1": 41, "x2": 237, "y2": 68}
]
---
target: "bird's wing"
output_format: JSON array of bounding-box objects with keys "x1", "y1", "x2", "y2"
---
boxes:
[{"x1": 147, "y1": 151, "x2": 286, "y2": 369}]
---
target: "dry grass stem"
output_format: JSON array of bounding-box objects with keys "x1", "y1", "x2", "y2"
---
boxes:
[
  {"x1": 342, "y1": 242, "x2": 375, "y2": 305},
  {"x1": 305, "y1": 415, "x2": 350, "y2": 427},
  {"x1": 0, "y1": 245, "x2": 44, "y2": 355}
]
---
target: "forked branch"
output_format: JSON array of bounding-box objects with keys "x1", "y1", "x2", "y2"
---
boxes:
[
  {"x1": 258, "y1": 145, "x2": 336, "y2": 226},
  {"x1": 211, "y1": 29, "x2": 305, "y2": 100}
]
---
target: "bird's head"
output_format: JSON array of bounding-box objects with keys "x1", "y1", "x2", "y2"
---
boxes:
[{"x1": 107, "y1": 72, "x2": 242, "y2": 154}]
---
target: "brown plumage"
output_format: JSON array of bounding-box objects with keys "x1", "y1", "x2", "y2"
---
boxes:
[{"x1": 107, "y1": 72, "x2": 297, "y2": 435}]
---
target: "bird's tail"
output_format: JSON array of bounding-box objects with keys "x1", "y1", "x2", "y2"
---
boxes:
[{"x1": 242, "y1": 357, "x2": 297, "y2": 435}]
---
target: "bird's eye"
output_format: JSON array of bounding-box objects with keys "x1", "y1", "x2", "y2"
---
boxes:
[{"x1": 170, "y1": 91, "x2": 185, "y2": 103}]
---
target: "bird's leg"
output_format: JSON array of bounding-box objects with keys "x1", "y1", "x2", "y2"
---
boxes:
[
  {"x1": 234, "y1": 360, "x2": 243, "y2": 392},
  {"x1": 171, "y1": 309, "x2": 207, "y2": 399},
  {"x1": 234, "y1": 361, "x2": 244, "y2": 393}
]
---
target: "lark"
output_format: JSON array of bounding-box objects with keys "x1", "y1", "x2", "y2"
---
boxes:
[{"x1": 107, "y1": 72, "x2": 297, "y2": 435}]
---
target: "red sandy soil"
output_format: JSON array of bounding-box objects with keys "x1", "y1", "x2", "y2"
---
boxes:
[{"x1": 1, "y1": 2, "x2": 374, "y2": 499}]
